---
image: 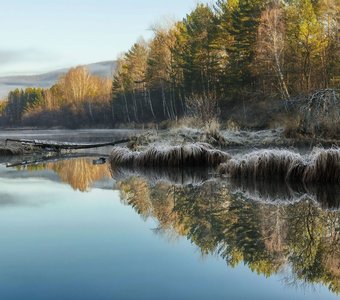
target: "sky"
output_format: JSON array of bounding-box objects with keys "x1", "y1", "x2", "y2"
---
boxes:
[{"x1": 0, "y1": 0, "x2": 197, "y2": 76}]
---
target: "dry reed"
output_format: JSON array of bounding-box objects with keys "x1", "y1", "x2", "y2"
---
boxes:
[
  {"x1": 109, "y1": 143, "x2": 231, "y2": 169},
  {"x1": 219, "y1": 148, "x2": 340, "y2": 184}
]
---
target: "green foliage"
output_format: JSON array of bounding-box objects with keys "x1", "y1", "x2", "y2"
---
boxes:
[
  {"x1": 228, "y1": 0, "x2": 263, "y2": 86},
  {"x1": 113, "y1": 40, "x2": 148, "y2": 93},
  {"x1": 285, "y1": 0, "x2": 329, "y2": 91},
  {"x1": 109, "y1": 0, "x2": 338, "y2": 127},
  {"x1": 1, "y1": 0, "x2": 338, "y2": 128},
  {"x1": 175, "y1": 4, "x2": 220, "y2": 94},
  {"x1": 3, "y1": 88, "x2": 45, "y2": 124}
]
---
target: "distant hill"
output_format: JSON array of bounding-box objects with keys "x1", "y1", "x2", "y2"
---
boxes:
[{"x1": 0, "y1": 61, "x2": 116, "y2": 99}]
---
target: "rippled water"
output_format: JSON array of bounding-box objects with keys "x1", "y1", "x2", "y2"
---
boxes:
[{"x1": 0, "y1": 130, "x2": 339, "y2": 300}]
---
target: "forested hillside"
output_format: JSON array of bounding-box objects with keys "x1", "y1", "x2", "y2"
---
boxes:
[
  {"x1": 0, "y1": 61, "x2": 116, "y2": 99},
  {"x1": 1, "y1": 0, "x2": 339, "y2": 134}
]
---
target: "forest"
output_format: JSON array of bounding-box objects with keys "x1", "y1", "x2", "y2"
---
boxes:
[{"x1": 0, "y1": 0, "x2": 339, "y2": 137}]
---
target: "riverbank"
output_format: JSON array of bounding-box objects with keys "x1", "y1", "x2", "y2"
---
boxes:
[
  {"x1": 125, "y1": 127, "x2": 340, "y2": 151},
  {"x1": 0, "y1": 127, "x2": 339, "y2": 157}
]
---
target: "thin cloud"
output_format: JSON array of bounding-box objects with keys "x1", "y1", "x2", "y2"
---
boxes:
[{"x1": 0, "y1": 48, "x2": 56, "y2": 66}]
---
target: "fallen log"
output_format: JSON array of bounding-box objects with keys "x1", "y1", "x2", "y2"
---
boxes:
[{"x1": 5, "y1": 138, "x2": 130, "y2": 152}]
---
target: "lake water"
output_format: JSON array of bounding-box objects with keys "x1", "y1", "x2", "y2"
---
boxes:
[{"x1": 0, "y1": 130, "x2": 339, "y2": 300}]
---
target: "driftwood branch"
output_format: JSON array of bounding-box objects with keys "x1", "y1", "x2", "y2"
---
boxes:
[
  {"x1": 6, "y1": 153, "x2": 109, "y2": 168},
  {"x1": 5, "y1": 138, "x2": 130, "y2": 152}
]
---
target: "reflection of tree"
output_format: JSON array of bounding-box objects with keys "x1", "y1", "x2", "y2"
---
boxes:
[
  {"x1": 286, "y1": 204, "x2": 340, "y2": 293},
  {"x1": 50, "y1": 159, "x2": 111, "y2": 192},
  {"x1": 118, "y1": 178, "x2": 184, "y2": 234},
  {"x1": 21, "y1": 158, "x2": 111, "y2": 192},
  {"x1": 118, "y1": 177, "x2": 340, "y2": 294},
  {"x1": 118, "y1": 177, "x2": 152, "y2": 220}
]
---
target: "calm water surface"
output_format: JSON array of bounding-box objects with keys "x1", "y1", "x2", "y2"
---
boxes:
[{"x1": 0, "y1": 130, "x2": 338, "y2": 300}]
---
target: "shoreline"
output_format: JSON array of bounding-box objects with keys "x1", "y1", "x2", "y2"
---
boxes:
[{"x1": 0, "y1": 127, "x2": 339, "y2": 157}]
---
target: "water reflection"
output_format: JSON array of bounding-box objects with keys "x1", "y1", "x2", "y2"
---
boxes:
[
  {"x1": 113, "y1": 166, "x2": 340, "y2": 209},
  {"x1": 5, "y1": 158, "x2": 340, "y2": 295},
  {"x1": 116, "y1": 175, "x2": 340, "y2": 295},
  {"x1": 16, "y1": 158, "x2": 111, "y2": 192},
  {"x1": 230, "y1": 178, "x2": 340, "y2": 209}
]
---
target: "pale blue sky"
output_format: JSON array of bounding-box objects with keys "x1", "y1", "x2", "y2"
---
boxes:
[{"x1": 0, "y1": 0, "x2": 197, "y2": 76}]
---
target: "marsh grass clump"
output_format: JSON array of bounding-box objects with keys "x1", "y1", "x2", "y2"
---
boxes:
[
  {"x1": 110, "y1": 143, "x2": 231, "y2": 169},
  {"x1": 303, "y1": 148, "x2": 340, "y2": 183},
  {"x1": 127, "y1": 131, "x2": 157, "y2": 151},
  {"x1": 111, "y1": 145, "x2": 340, "y2": 184},
  {"x1": 219, "y1": 148, "x2": 340, "y2": 184},
  {"x1": 109, "y1": 146, "x2": 139, "y2": 167},
  {"x1": 219, "y1": 149, "x2": 305, "y2": 181}
]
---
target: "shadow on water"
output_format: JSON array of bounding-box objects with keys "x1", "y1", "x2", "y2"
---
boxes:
[{"x1": 1, "y1": 156, "x2": 340, "y2": 295}]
